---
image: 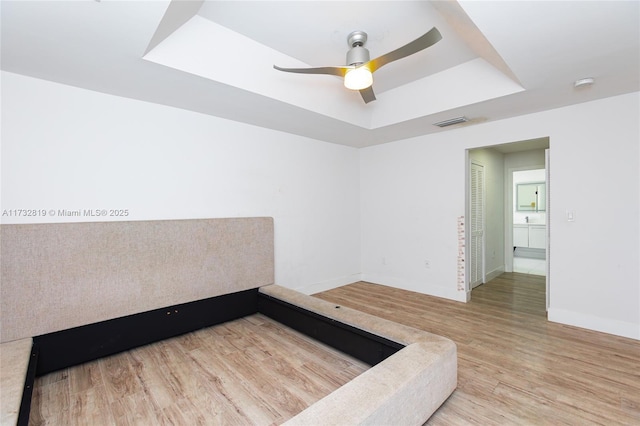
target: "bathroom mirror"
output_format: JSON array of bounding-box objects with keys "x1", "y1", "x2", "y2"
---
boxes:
[{"x1": 517, "y1": 182, "x2": 546, "y2": 212}]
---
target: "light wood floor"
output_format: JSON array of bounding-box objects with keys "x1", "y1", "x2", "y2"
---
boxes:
[
  {"x1": 315, "y1": 274, "x2": 640, "y2": 425},
  {"x1": 29, "y1": 314, "x2": 369, "y2": 425},
  {"x1": 30, "y1": 274, "x2": 640, "y2": 425}
]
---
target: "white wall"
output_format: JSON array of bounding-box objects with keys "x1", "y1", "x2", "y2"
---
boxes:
[
  {"x1": 0, "y1": 71, "x2": 361, "y2": 294},
  {"x1": 504, "y1": 149, "x2": 546, "y2": 171},
  {"x1": 360, "y1": 135, "x2": 467, "y2": 301},
  {"x1": 360, "y1": 92, "x2": 640, "y2": 339}
]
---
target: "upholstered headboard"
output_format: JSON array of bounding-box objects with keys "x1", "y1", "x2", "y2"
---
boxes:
[{"x1": 0, "y1": 218, "x2": 274, "y2": 343}]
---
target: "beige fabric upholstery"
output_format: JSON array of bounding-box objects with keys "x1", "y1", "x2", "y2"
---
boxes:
[{"x1": 0, "y1": 218, "x2": 274, "y2": 342}]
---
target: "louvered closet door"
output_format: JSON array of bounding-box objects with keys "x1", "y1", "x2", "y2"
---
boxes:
[{"x1": 470, "y1": 162, "x2": 485, "y2": 288}]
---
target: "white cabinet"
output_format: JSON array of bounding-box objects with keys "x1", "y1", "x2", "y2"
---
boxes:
[
  {"x1": 513, "y1": 225, "x2": 529, "y2": 247},
  {"x1": 529, "y1": 225, "x2": 546, "y2": 249},
  {"x1": 513, "y1": 224, "x2": 546, "y2": 249}
]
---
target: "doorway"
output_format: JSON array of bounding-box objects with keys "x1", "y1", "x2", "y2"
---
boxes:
[
  {"x1": 467, "y1": 137, "x2": 550, "y2": 308},
  {"x1": 511, "y1": 168, "x2": 547, "y2": 276}
]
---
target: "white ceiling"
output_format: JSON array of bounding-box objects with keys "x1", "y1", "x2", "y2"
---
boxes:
[{"x1": 2, "y1": 1, "x2": 638, "y2": 148}]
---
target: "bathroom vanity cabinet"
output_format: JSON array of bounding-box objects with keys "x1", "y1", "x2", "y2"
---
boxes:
[{"x1": 513, "y1": 224, "x2": 546, "y2": 249}]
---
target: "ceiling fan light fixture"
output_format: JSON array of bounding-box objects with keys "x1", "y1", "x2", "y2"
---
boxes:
[
  {"x1": 273, "y1": 27, "x2": 442, "y2": 103},
  {"x1": 344, "y1": 66, "x2": 373, "y2": 90}
]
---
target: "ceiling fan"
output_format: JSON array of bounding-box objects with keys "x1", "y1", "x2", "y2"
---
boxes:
[{"x1": 273, "y1": 27, "x2": 442, "y2": 104}]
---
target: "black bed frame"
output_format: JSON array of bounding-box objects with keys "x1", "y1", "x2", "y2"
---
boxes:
[{"x1": 18, "y1": 288, "x2": 403, "y2": 425}]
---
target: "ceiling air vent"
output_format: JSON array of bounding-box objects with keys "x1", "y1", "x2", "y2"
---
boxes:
[{"x1": 433, "y1": 116, "x2": 468, "y2": 128}]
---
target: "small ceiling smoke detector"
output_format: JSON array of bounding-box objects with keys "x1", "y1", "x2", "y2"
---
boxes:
[
  {"x1": 574, "y1": 77, "x2": 595, "y2": 88},
  {"x1": 433, "y1": 116, "x2": 468, "y2": 128}
]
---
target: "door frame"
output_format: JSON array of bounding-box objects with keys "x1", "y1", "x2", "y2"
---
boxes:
[
  {"x1": 466, "y1": 138, "x2": 551, "y2": 308},
  {"x1": 545, "y1": 148, "x2": 550, "y2": 311}
]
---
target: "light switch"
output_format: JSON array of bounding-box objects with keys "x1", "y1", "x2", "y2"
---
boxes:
[{"x1": 566, "y1": 210, "x2": 575, "y2": 222}]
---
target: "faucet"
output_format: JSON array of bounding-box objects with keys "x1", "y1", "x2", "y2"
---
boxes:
[{"x1": 525, "y1": 216, "x2": 529, "y2": 223}]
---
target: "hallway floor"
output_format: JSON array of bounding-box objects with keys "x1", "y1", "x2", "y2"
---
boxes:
[{"x1": 513, "y1": 255, "x2": 546, "y2": 276}]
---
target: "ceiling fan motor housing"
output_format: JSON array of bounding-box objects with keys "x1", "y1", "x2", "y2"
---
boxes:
[
  {"x1": 347, "y1": 46, "x2": 370, "y2": 66},
  {"x1": 346, "y1": 31, "x2": 370, "y2": 66}
]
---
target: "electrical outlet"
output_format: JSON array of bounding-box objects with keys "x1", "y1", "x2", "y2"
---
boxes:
[{"x1": 424, "y1": 259, "x2": 431, "y2": 269}]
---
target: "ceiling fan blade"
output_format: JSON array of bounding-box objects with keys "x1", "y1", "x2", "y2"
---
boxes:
[
  {"x1": 367, "y1": 27, "x2": 442, "y2": 73},
  {"x1": 273, "y1": 64, "x2": 351, "y2": 77},
  {"x1": 359, "y1": 86, "x2": 376, "y2": 103}
]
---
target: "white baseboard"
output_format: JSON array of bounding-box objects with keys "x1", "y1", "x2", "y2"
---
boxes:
[
  {"x1": 485, "y1": 266, "x2": 505, "y2": 283},
  {"x1": 361, "y1": 273, "x2": 467, "y2": 302},
  {"x1": 548, "y1": 308, "x2": 640, "y2": 340}
]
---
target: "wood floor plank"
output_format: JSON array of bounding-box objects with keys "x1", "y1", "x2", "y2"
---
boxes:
[
  {"x1": 28, "y1": 378, "x2": 70, "y2": 426},
  {"x1": 67, "y1": 360, "x2": 102, "y2": 396},
  {"x1": 109, "y1": 391, "x2": 162, "y2": 425},
  {"x1": 99, "y1": 352, "x2": 145, "y2": 404},
  {"x1": 217, "y1": 348, "x2": 309, "y2": 418},
  {"x1": 68, "y1": 385, "x2": 114, "y2": 426},
  {"x1": 185, "y1": 348, "x2": 265, "y2": 425}
]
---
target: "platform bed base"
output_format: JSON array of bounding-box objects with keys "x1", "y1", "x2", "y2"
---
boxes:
[
  {"x1": 18, "y1": 285, "x2": 456, "y2": 425},
  {"x1": 32, "y1": 289, "x2": 260, "y2": 376},
  {"x1": 258, "y1": 293, "x2": 404, "y2": 366}
]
